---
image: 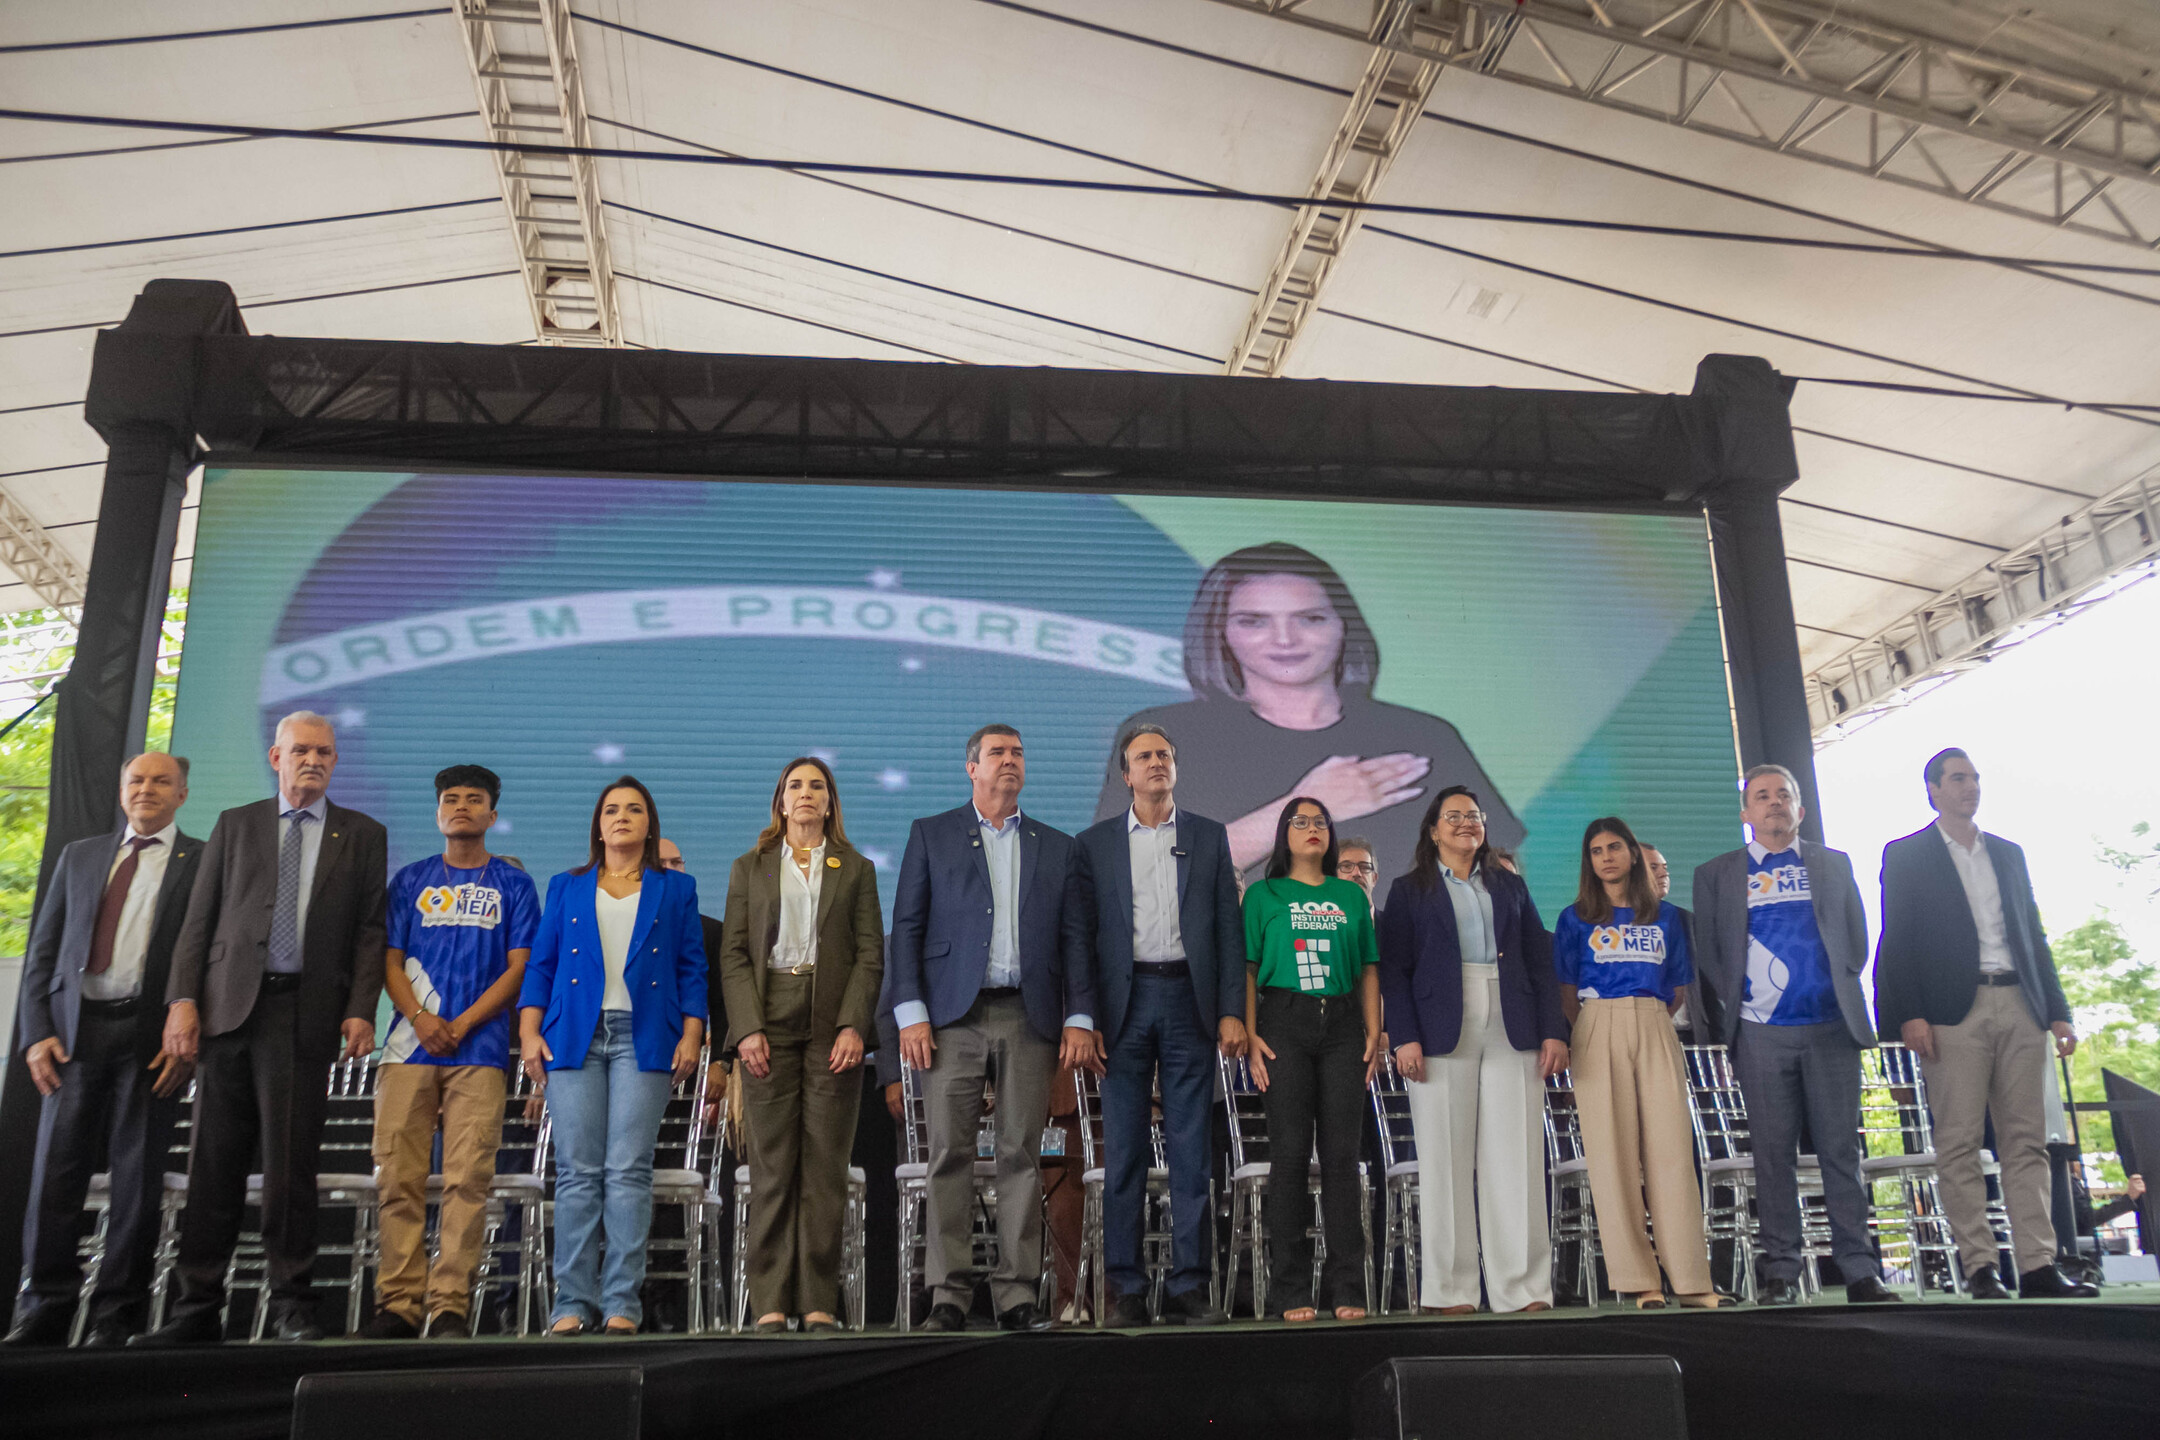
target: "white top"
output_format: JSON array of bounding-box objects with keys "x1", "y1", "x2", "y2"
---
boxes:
[
  {"x1": 1937, "y1": 823, "x2": 2015, "y2": 974},
  {"x1": 772, "y1": 842, "x2": 826, "y2": 970},
  {"x1": 596, "y1": 886, "x2": 639, "y2": 1011},
  {"x1": 82, "y1": 820, "x2": 180, "y2": 1001},
  {"x1": 1126, "y1": 807, "x2": 1185, "y2": 964}
]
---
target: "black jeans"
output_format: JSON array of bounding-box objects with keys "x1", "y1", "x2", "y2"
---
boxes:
[{"x1": 1258, "y1": 988, "x2": 1366, "y2": 1311}]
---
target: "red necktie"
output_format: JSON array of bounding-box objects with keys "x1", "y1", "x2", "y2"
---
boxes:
[{"x1": 86, "y1": 835, "x2": 160, "y2": 976}]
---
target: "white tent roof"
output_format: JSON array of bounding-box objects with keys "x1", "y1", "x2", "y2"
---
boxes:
[{"x1": 5, "y1": 0, "x2": 2159, "y2": 722}]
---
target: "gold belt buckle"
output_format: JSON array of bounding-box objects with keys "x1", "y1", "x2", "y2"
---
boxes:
[{"x1": 784, "y1": 960, "x2": 817, "y2": 976}]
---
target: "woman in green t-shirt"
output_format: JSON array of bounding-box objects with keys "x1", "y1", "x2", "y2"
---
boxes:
[{"x1": 1243, "y1": 796, "x2": 1383, "y2": 1322}]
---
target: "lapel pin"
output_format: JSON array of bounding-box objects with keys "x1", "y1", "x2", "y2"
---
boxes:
[{"x1": 826, "y1": 856, "x2": 841, "y2": 868}]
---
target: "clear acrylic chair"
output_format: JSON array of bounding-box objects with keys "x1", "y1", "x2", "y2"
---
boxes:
[
  {"x1": 890, "y1": 1056, "x2": 1003, "y2": 1328},
  {"x1": 1368, "y1": 1051, "x2": 1421, "y2": 1313},
  {"x1": 1217, "y1": 1052, "x2": 1373, "y2": 1318},
  {"x1": 1857, "y1": 1041, "x2": 2011, "y2": 1297},
  {"x1": 1070, "y1": 1066, "x2": 1210, "y2": 1325},
  {"x1": 54, "y1": 1076, "x2": 196, "y2": 1344},
  {"x1": 1542, "y1": 1066, "x2": 1602, "y2": 1308},
  {"x1": 416, "y1": 1056, "x2": 552, "y2": 1336},
  {"x1": 645, "y1": 1043, "x2": 714, "y2": 1333}
]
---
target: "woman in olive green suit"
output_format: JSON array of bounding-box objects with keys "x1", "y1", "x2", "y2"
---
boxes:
[{"x1": 721, "y1": 757, "x2": 884, "y2": 1332}]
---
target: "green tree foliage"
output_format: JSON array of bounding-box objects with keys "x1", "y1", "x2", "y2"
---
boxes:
[
  {"x1": 2100, "y1": 820, "x2": 2160, "y2": 900},
  {"x1": 2053, "y1": 912, "x2": 2160, "y2": 1185}
]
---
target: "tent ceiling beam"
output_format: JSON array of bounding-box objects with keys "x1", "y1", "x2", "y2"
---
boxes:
[
  {"x1": 1205, "y1": 0, "x2": 2160, "y2": 249},
  {"x1": 0, "y1": 488, "x2": 87, "y2": 611},
  {"x1": 455, "y1": 0, "x2": 621, "y2": 345}
]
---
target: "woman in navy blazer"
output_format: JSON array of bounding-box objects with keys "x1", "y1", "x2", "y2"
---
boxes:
[
  {"x1": 519, "y1": 776, "x2": 707, "y2": 1335},
  {"x1": 1376, "y1": 786, "x2": 1566, "y2": 1314}
]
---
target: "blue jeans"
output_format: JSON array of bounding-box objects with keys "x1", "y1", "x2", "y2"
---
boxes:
[
  {"x1": 547, "y1": 1010, "x2": 674, "y2": 1325},
  {"x1": 1104, "y1": 971, "x2": 1216, "y2": 1298}
]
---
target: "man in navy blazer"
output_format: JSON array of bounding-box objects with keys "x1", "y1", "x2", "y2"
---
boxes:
[
  {"x1": 887, "y1": 724, "x2": 1092, "y2": 1332},
  {"x1": 1073, "y1": 724, "x2": 1244, "y2": 1326},
  {"x1": 7, "y1": 753, "x2": 200, "y2": 1348}
]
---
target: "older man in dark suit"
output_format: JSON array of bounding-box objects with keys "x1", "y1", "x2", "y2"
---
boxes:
[
  {"x1": 1073, "y1": 723, "x2": 1245, "y2": 1328},
  {"x1": 1692, "y1": 764, "x2": 1897, "y2": 1306},
  {"x1": 887, "y1": 723, "x2": 1092, "y2": 1333},
  {"x1": 134, "y1": 711, "x2": 387, "y2": 1345},
  {"x1": 6, "y1": 752, "x2": 201, "y2": 1348},
  {"x1": 1875, "y1": 747, "x2": 2094, "y2": 1300}
]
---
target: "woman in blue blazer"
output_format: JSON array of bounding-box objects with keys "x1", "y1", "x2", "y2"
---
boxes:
[
  {"x1": 1376, "y1": 787, "x2": 1567, "y2": 1314},
  {"x1": 519, "y1": 775, "x2": 707, "y2": 1335}
]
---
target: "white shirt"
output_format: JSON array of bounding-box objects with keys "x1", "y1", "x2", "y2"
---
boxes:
[
  {"x1": 1127, "y1": 807, "x2": 1185, "y2": 965},
  {"x1": 596, "y1": 886, "x2": 639, "y2": 1011},
  {"x1": 978, "y1": 808, "x2": 1023, "y2": 988},
  {"x1": 1937, "y1": 822, "x2": 2015, "y2": 974},
  {"x1": 81, "y1": 819, "x2": 180, "y2": 1001},
  {"x1": 772, "y1": 842, "x2": 826, "y2": 971}
]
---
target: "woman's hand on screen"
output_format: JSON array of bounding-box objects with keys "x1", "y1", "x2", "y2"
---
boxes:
[{"x1": 1293, "y1": 753, "x2": 1430, "y2": 822}]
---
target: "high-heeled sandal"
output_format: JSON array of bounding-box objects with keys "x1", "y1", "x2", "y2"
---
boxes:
[
  {"x1": 547, "y1": 1316, "x2": 589, "y2": 1336},
  {"x1": 602, "y1": 1317, "x2": 639, "y2": 1335},
  {"x1": 1673, "y1": 1292, "x2": 1724, "y2": 1309},
  {"x1": 1633, "y1": 1292, "x2": 1668, "y2": 1310}
]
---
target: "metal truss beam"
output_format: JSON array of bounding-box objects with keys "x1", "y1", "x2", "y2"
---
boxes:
[
  {"x1": 1207, "y1": 1, "x2": 2160, "y2": 249},
  {"x1": 1807, "y1": 466, "x2": 2160, "y2": 742},
  {"x1": 1226, "y1": 2, "x2": 1455, "y2": 378},
  {"x1": 455, "y1": 0, "x2": 622, "y2": 344},
  {"x1": 0, "y1": 487, "x2": 87, "y2": 610}
]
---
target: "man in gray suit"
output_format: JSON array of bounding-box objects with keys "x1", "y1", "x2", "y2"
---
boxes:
[
  {"x1": 6, "y1": 752, "x2": 201, "y2": 1347},
  {"x1": 134, "y1": 711, "x2": 387, "y2": 1345},
  {"x1": 1692, "y1": 764, "x2": 1897, "y2": 1306}
]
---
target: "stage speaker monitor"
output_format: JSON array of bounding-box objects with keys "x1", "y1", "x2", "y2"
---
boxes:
[
  {"x1": 1353, "y1": 1356, "x2": 1685, "y2": 1440},
  {"x1": 292, "y1": 1365, "x2": 641, "y2": 1440}
]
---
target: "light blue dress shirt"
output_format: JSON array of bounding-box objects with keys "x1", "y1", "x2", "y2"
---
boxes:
[
  {"x1": 269, "y1": 794, "x2": 329, "y2": 973},
  {"x1": 1441, "y1": 863, "x2": 1498, "y2": 966}
]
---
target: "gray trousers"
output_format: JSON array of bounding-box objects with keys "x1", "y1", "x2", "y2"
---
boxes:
[
  {"x1": 1733, "y1": 1019, "x2": 1880, "y2": 1284},
  {"x1": 923, "y1": 992, "x2": 1055, "y2": 1314}
]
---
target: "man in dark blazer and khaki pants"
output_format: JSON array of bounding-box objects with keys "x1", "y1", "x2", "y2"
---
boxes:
[
  {"x1": 6, "y1": 752, "x2": 201, "y2": 1347},
  {"x1": 887, "y1": 724, "x2": 1093, "y2": 1333},
  {"x1": 1073, "y1": 723, "x2": 1245, "y2": 1327},
  {"x1": 136, "y1": 711, "x2": 387, "y2": 1344},
  {"x1": 1874, "y1": 747, "x2": 2094, "y2": 1300}
]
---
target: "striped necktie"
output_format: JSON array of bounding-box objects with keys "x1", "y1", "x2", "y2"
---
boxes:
[{"x1": 267, "y1": 809, "x2": 311, "y2": 974}]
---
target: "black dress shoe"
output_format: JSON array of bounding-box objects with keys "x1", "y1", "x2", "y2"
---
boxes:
[
  {"x1": 1845, "y1": 1275, "x2": 1902, "y2": 1304},
  {"x1": 83, "y1": 1316, "x2": 138, "y2": 1348},
  {"x1": 1107, "y1": 1292, "x2": 1152, "y2": 1329},
  {"x1": 425, "y1": 1310, "x2": 471, "y2": 1339},
  {"x1": 1159, "y1": 1287, "x2": 1227, "y2": 1326},
  {"x1": 131, "y1": 1308, "x2": 225, "y2": 1346},
  {"x1": 356, "y1": 1310, "x2": 419, "y2": 1340},
  {"x1": 918, "y1": 1302, "x2": 967, "y2": 1333},
  {"x1": 2, "y1": 1304, "x2": 75, "y2": 1347},
  {"x1": 1756, "y1": 1278, "x2": 1802, "y2": 1307},
  {"x1": 996, "y1": 1301, "x2": 1054, "y2": 1333},
  {"x1": 2017, "y1": 1264, "x2": 2099, "y2": 1299},
  {"x1": 1965, "y1": 1264, "x2": 2012, "y2": 1300},
  {"x1": 269, "y1": 1310, "x2": 326, "y2": 1342}
]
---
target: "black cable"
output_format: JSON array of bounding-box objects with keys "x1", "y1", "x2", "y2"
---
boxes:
[
  {"x1": 0, "y1": 461, "x2": 101, "y2": 482},
  {"x1": 1796, "y1": 622, "x2": 1870, "y2": 642},
  {"x1": 1789, "y1": 376, "x2": 2160, "y2": 412},
  {"x1": 0, "y1": 9, "x2": 439, "y2": 54},
  {"x1": 1786, "y1": 556, "x2": 1943, "y2": 593},
  {"x1": 615, "y1": 272, "x2": 964, "y2": 364},
  {"x1": 0, "y1": 399, "x2": 80, "y2": 416},
  {"x1": 1, "y1": 269, "x2": 521, "y2": 340},
  {"x1": 608, "y1": 202, "x2": 1217, "y2": 367},
  {"x1": 7, "y1": 104, "x2": 2158, "y2": 276},
  {"x1": 0, "y1": 111, "x2": 475, "y2": 168},
  {"x1": 0, "y1": 198, "x2": 499, "y2": 260},
  {"x1": 1790, "y1": 427, "x2": 2092, "y2": 499},
  {"x1": 1779, "y1": 498, "x2": 2006, "y2": 552}
]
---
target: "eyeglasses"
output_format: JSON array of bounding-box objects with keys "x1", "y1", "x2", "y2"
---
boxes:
[
  {"x1": 1439, "y1": 810, "x2": 1487, "y2": 825},
  {"x1": 1287, "y1": 815, "x2": 1330, "y2": 832},
  {"x1": 658, "y1": 857, "x2": 686, "y2": 871},
  {"x1": 1337, "y1": 861, "x2": 1376, "y2": 876}
]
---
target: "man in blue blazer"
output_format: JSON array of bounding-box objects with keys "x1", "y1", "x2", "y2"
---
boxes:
[
  {"x1": 888, "y1": 724, "x2": 1092, "y2": 1332},
  {"x1": 1073, "y1": 724, "x2": 1244, "y2": 1327},
  {"x1": 7, "y1": 753, "x2": 200, "y2": 1348}
]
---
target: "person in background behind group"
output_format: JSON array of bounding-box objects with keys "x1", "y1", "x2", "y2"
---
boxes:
[
  {"x1": 659, "y1": 838, "x2": 732, "y2": 1141},
  {"x1": 1378, "y1": 787, "x2": 1566, "y2": 1315},
  {"x1": 1640, "y1": 844, "x2": 1696, "y2": 1041},
  {"x1": 721, "y1": 758, "x2": 885, "y2": 1333},
  {"x1": 1072, "y1": 724, "x2": 1245, "y2": 1328},
  {"x1": 361, "y1": 765, "x2": 538, "y2": 1339},
  {"x1": 1337, "y1": 837, "x2": 1380, "y2": 914},
  {"x1": 8, "y1": 753, "x2": 201, "y2": 1348},
  {"x1": 1692, "y1": 766, "x2": 1897, "y2": 1306},
  {"x1": 1873, "y1": 748, "x2": 2095, "y2": 1300},
  {"x1": 138, "y1": 712, "x2": 387, "y2": 1345},
  {"x1": 1243, "y1": 796, "x2": 1382, "y2": 1322},
  {"x1": 1554, "y1": 817, "x2": 1718, "y2": 1310},
  {"x1": 887, "y1": 724, "x2": 1094, "y2": 1333},
  {"x1": 520, "y1": 776, "x2": 708, "y2": 1336}
]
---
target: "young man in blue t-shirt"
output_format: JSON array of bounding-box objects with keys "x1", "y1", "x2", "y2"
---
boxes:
[{"x1": 359, "y1": 765, "x2": 539, "y2": 1338}]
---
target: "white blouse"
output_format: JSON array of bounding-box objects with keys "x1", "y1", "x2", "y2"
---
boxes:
[
  {"x1": 596, "y1": 886, "x2": 639, "y2": 1011},
  {"x1": 771, "y1": 843, "x2": 825, "y2": 971}
]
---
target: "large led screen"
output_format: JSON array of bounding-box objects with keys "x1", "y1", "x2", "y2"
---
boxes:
[{"x1": 172, "y1": 468, "x2": 1738, "y2": 913}]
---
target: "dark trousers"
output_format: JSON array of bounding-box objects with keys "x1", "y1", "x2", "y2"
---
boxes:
[
  {"x1": 19, "y1": 1005, "x2": 179, "y2": 1325},
  {"x1": 173, "y1": 987, "x2": 333, "y2": 1318},
  {"x1": 1103, "y1": 970, "x2": 1215, "y2": 1299},
  {"x1": 1257, "y1": 988, "x2": 1366, "y2": 1311},
  {"x1": 1733, "y1": 1019, "x2": 1880, "y2": 1284}
]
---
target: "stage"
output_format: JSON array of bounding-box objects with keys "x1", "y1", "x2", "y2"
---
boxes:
[{"x1": 11, "y1": 1291, "x2": 2156, "y2": 1440}]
